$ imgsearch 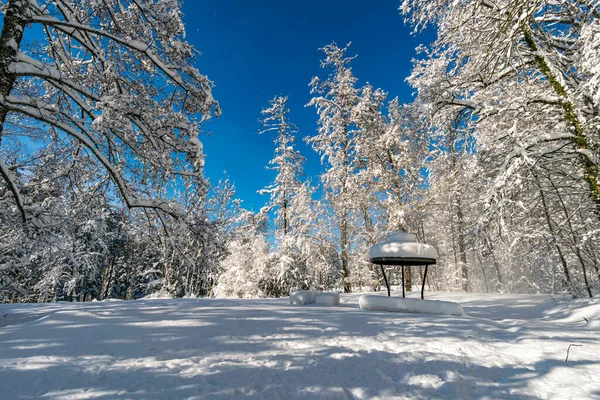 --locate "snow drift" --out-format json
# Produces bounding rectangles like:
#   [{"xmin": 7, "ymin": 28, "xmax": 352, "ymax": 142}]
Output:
[
  {"xmin": 359, "ymin": 294, "xmax": 464, "ymax": 316},
  {"xmin": 315, "ymin": 292, "xmax": 340, "ymax": 306},
  {"xmin": 289, "ymin": 290, "xmax": 340, "ymax": 306},
  {"xmin": 289, "ymin": 290, "xmax": 319, "ymax": 305}
]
